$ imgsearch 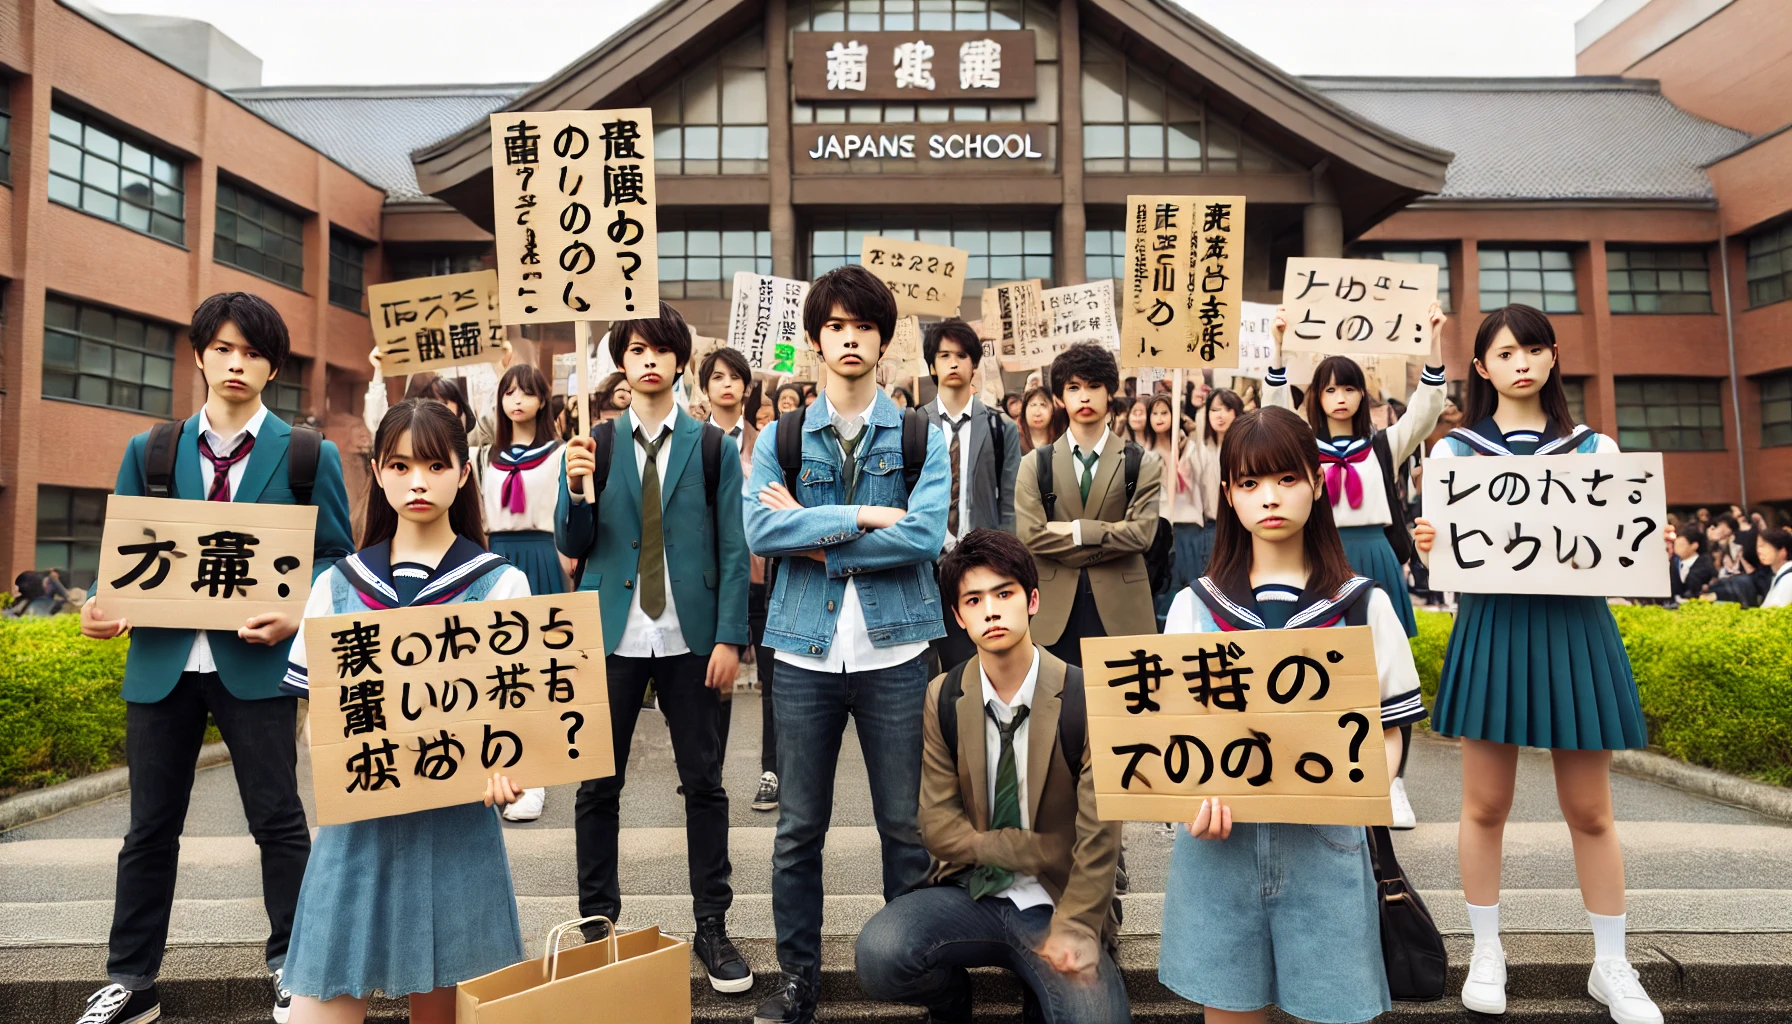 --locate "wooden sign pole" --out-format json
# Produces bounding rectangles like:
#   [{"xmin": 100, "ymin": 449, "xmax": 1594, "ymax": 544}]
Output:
[
  {"xmin": 1170, "ymin": 368, "xmax": 1185, "ymax": 504},
  {"xmin": 573, "ymin": 320, "xmax": 597, "ymax": 504}
]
